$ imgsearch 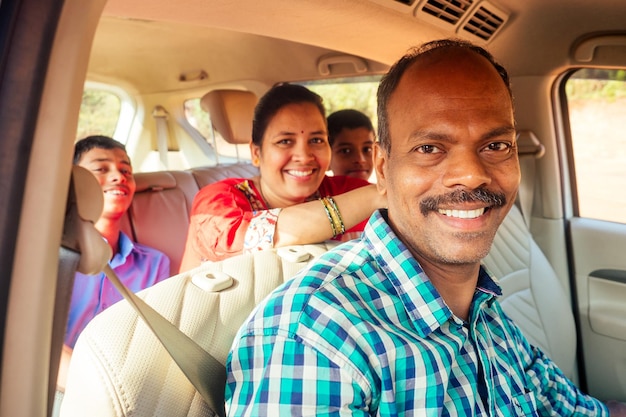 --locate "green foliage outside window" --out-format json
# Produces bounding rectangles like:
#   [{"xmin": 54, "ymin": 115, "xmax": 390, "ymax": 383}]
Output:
[
  {"xmin": 566, "ymin": 69, "xmax": 626, "ymax": 223},
  {"xmin": 184, "ymin": 99, "xmax": 212, "ymax": 139},
  {"xmin": 183, "ymin": 76, "xmax": 381, "ymax": 155},
  {"xmin": 76, "ymin": 89, "xmax": 121, "ymax": 140},
  {"xmin": 303, "ymin": 76, "xmax": 380, "ymax": 132}
]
